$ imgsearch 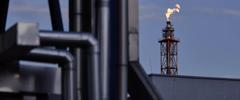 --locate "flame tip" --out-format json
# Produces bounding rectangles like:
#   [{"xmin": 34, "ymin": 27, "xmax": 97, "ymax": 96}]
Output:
[{"xmin": 165, "ymin": 3, "xmax": 181, "ymax": 21}]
